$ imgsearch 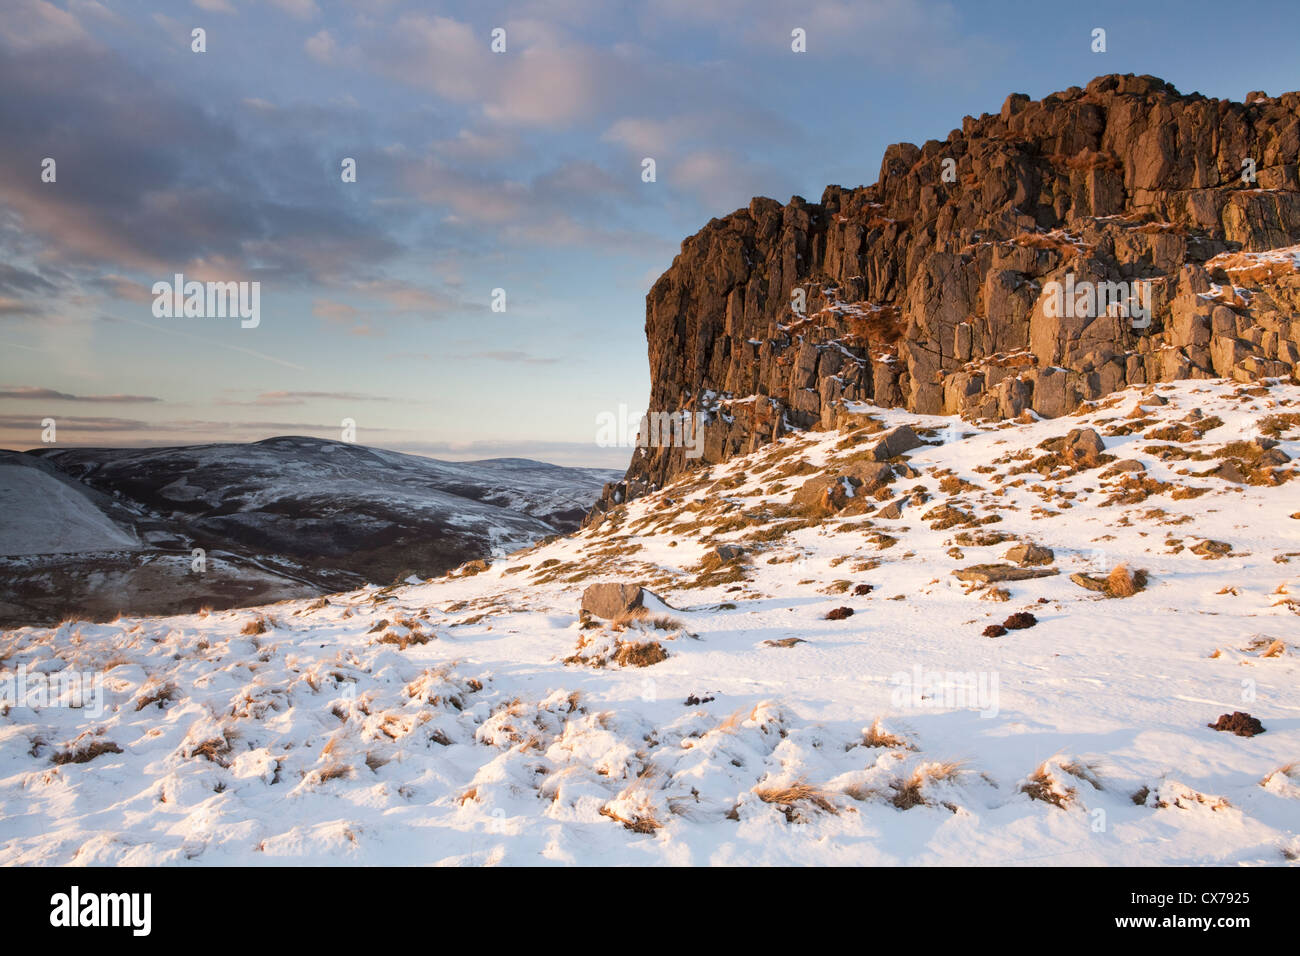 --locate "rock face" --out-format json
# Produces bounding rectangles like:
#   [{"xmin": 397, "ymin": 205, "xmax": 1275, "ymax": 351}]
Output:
[{"xmin": 589, "ymin": 75, "xmax": 1300, "ymax": 522}]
